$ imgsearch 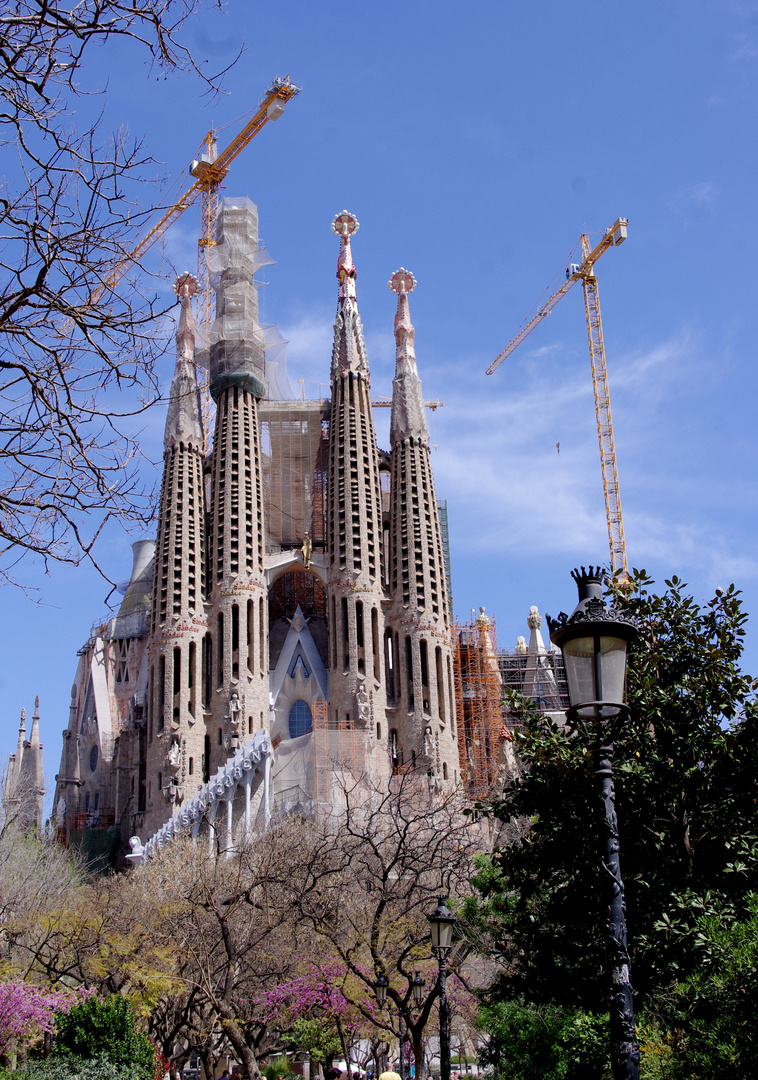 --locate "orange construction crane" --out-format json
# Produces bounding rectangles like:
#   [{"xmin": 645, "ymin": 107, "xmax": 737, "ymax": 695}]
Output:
[
  {"xmin": 100, "ymin": 75, "xmax": 301, "ymax": 449},
  {"xmin": 102, "ymin": 76, "xmax": 300, "ymax": 296},
  {"xmin": 487, "ymin": 217, "xmax": 629, "ymax": 579}
]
